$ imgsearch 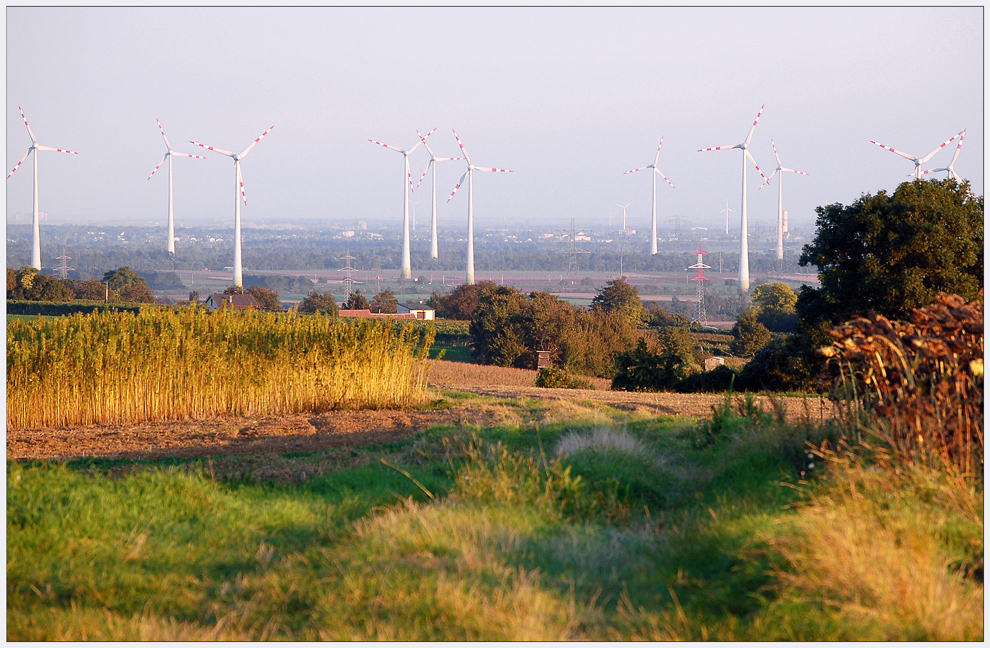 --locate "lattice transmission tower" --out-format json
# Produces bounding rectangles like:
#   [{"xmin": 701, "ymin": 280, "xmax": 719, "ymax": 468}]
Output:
[{"xmin": 687, "ymin": 243, "xmax": 711, "ymax": 325}]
